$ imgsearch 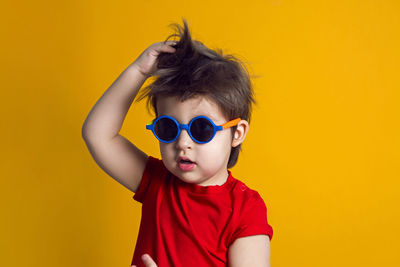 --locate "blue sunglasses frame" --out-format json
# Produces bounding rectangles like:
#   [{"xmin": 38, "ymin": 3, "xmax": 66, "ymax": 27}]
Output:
[{"xmin": 146, "ymin": 115, "xmax": 241, "ymax": 144}]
